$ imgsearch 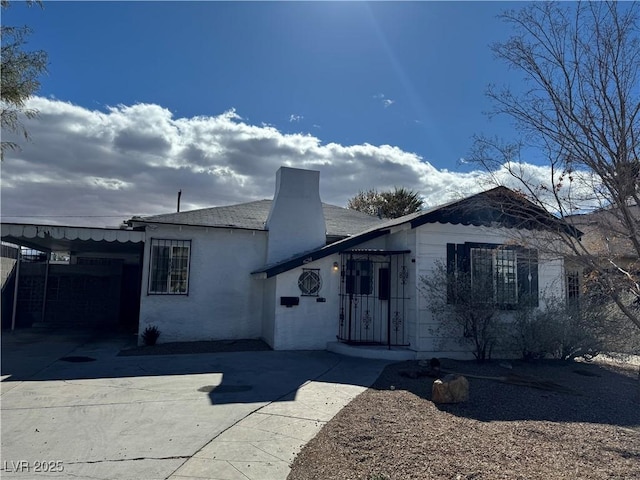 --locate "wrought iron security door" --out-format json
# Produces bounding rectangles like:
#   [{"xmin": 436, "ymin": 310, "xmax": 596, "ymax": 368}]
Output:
[{"xmin": 338, "ymin": 250, "xmax": 410, "ymax": 348}]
